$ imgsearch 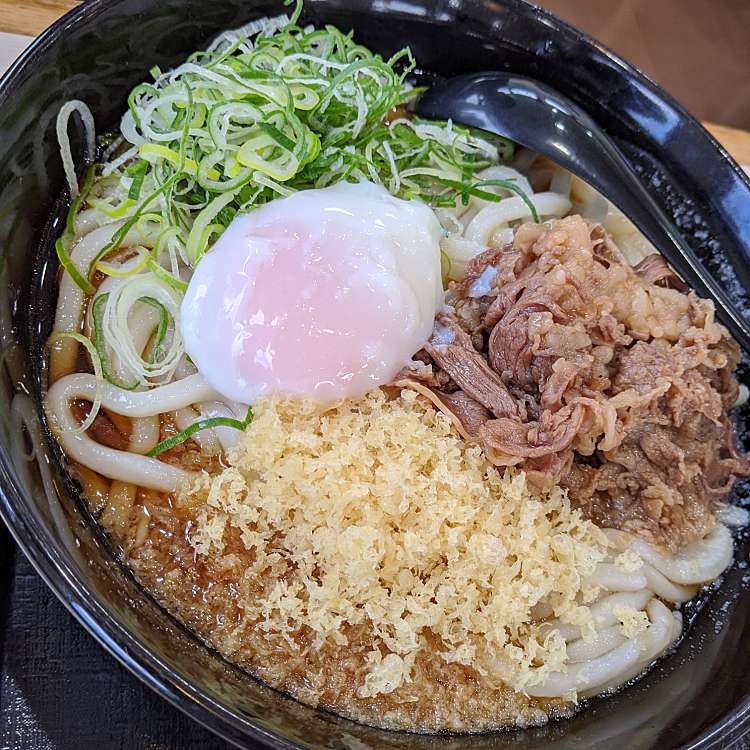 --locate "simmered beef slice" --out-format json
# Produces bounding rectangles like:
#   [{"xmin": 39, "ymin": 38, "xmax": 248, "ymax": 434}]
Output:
[
  {"xmin": 402, "ymin": 215, "xmax": 748, "ymax": 551},
  {"xmin": 633, "ymin": 253, "xmax": 688, "ymax": 291},
  {"xmin": 424, "ymin": 316, "xmax": 522, "ymax": 420},
  {"xmin": 569, "ymin": 416, "xmax": 746, "ymax": 550},
  {"xmin": 436, "ymin": 391, "xmax": 491, "ymax": 438}
]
